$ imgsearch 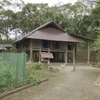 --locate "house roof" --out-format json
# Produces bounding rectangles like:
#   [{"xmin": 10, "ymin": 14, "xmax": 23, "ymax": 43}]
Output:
[
  {"xmin": 14, "ymin": 21, "xmax": 93, "ymax": 43},
  {"xmin": 0, "ymin": 44, "xmax": 12, "ymax": 51},
  {"xmin": 0, "ymin": 44, "xmax": 13, "ymax": 48},
  {"xmin": 69, "ymin": 33, "xmax": 94, "ymax": 42},
  {"xmin": 27, "ymin": 27, "xmax": 84, "ymax": 42}
]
